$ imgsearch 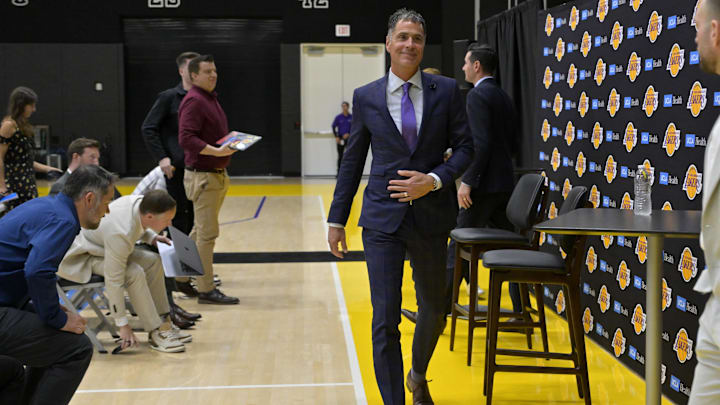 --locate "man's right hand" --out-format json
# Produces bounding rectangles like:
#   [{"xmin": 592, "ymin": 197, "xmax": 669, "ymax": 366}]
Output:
[
  {"xmin": 60, "ymin": 311, "xmax": 88, "ymax": 335},
  {"xmin": 159, "ymin": 157, "xmax": 175, "ymax": 179},
  {"xmin": 328, "ymin": 226, "xmax": 348, "ymax": 259},
  {"xmin": 117, "ymin": 325, "xmax": 138, "ymax": 350},
  {"xmin": 215, "ymin": 143, "xmax": 237, "ymax": 157}
]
